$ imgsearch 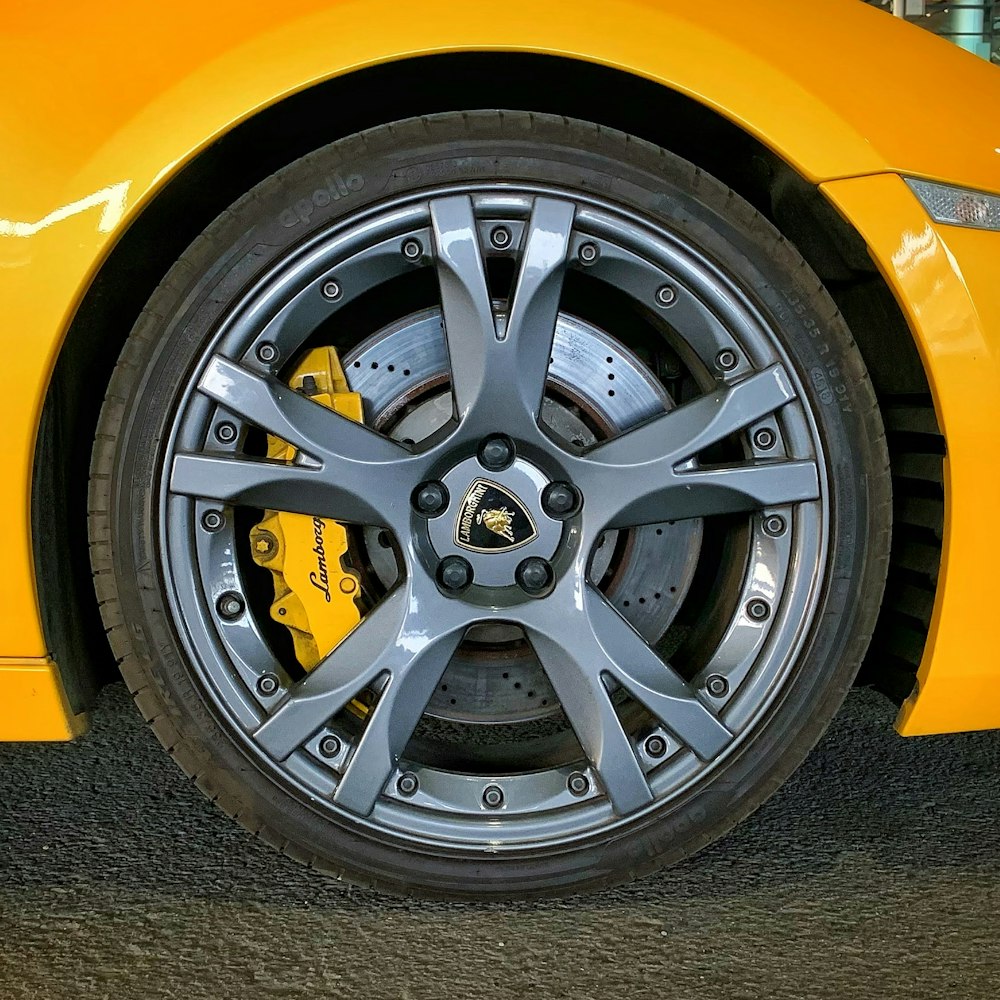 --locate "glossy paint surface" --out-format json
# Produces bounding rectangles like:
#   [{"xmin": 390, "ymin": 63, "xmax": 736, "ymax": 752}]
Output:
[
  {"xmin": 1, "ymin": 0, "xmax": 998, "ymax": 735},
  {"xmin": 823, "ymin": 174, "xmax": 1000, "ymax": 735}
]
